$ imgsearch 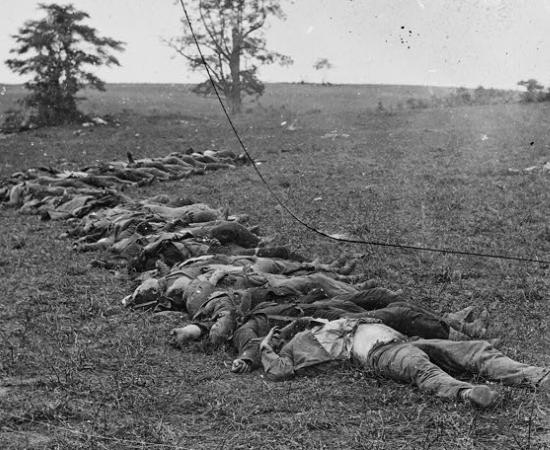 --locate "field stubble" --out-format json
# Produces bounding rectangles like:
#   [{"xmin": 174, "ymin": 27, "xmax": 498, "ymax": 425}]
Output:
[{"xmin": 0, "ymin": 84, "xmax": 549, "ymax": 449}]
